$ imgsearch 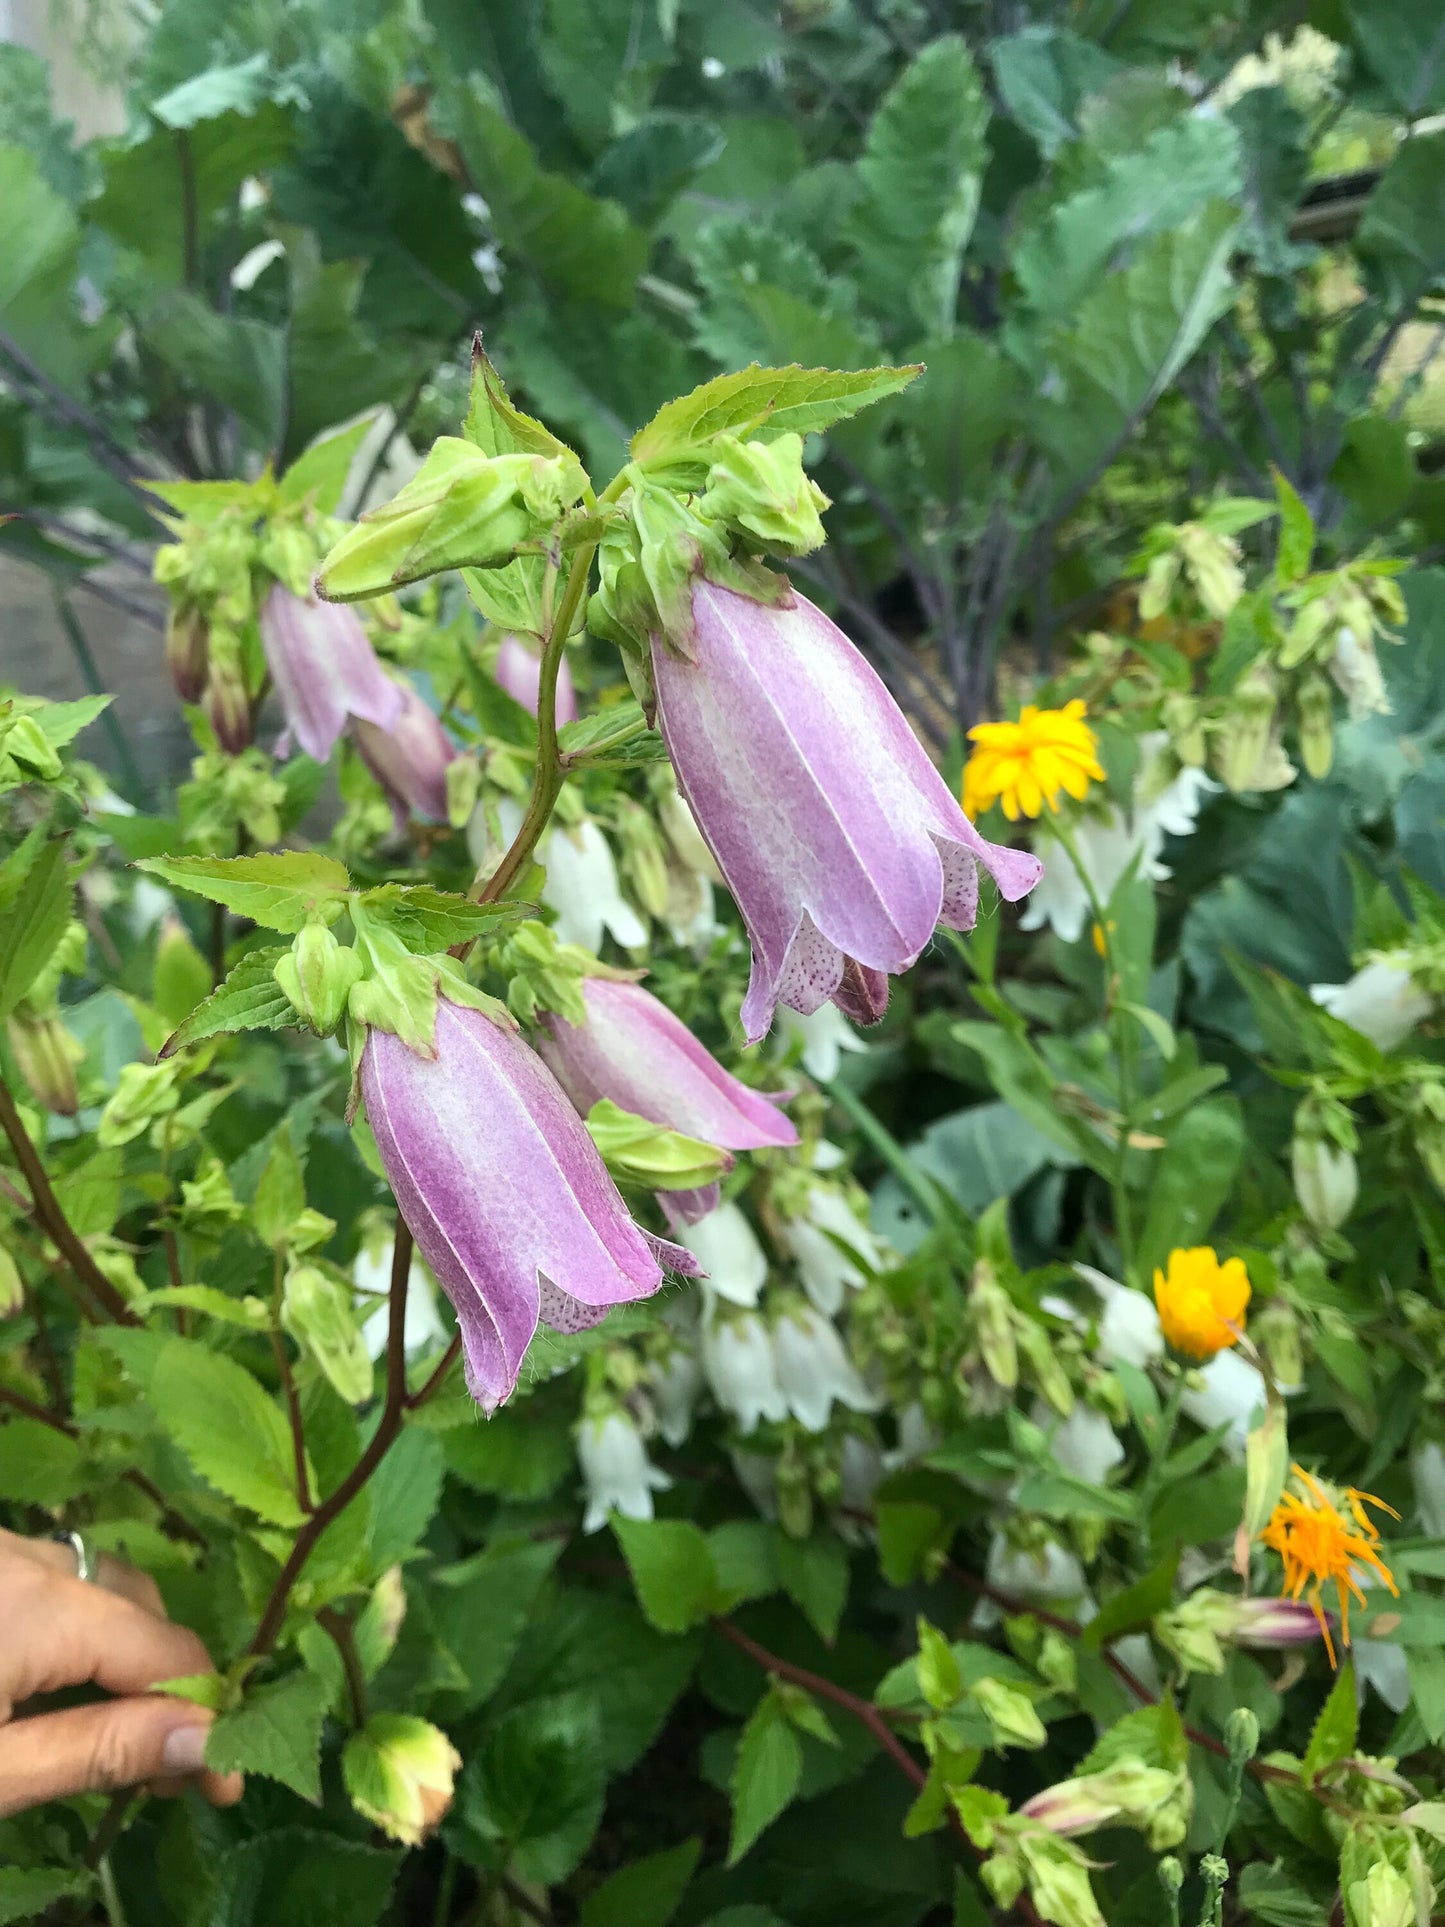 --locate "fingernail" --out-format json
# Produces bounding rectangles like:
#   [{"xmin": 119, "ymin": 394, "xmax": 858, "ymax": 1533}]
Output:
[{"xmin": 161, "ymin": 1726, "xmax": 210, "ymax": 1775}]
